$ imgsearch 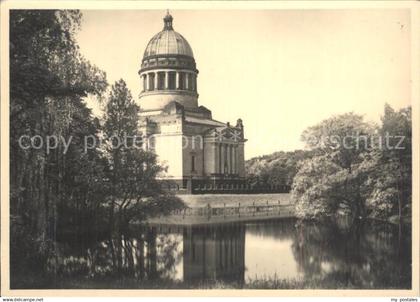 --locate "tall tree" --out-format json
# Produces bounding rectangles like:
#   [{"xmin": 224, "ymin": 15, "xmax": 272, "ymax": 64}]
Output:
[
  {"xmin": 292, "ymin": 113, "xmax": 375, "ymax": 220},
  {"xmin": 362, "ymin": 104, "xmax": 412, "ymax": 219},
  {"xmin": 10, "ymin": 10, "xmax": 107, "ymax": 244},
  {"xmin": 102, "ymin": 80, "xmax": 183, "ymax": 229},
  {"xmin": 292, "ymin": 106, "xmax": 412, "ymax": 222}
]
